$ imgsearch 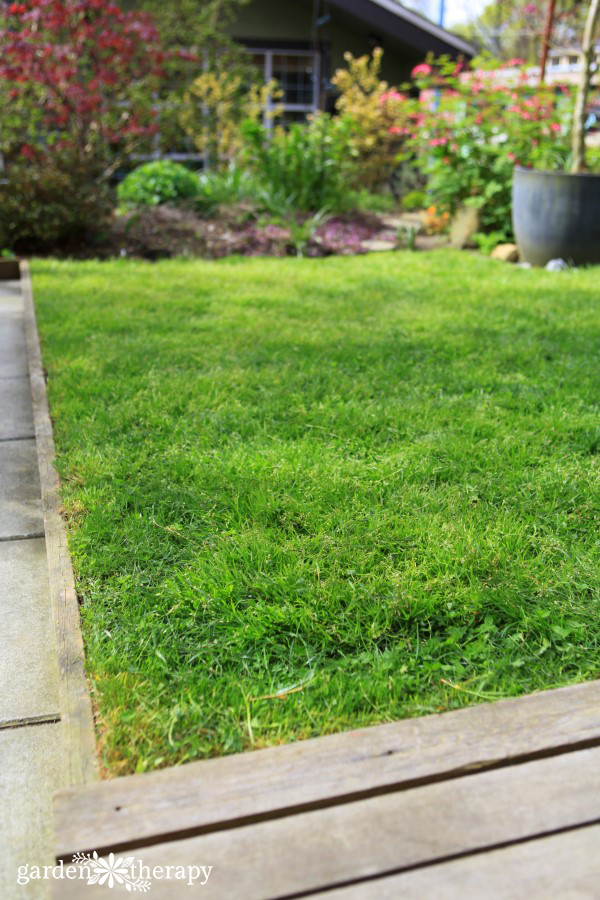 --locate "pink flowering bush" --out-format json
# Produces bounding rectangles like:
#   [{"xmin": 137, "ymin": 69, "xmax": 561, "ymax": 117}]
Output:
[{"xmin": 402, "ymin": 57, "xmax": 574, "ymax": 237}]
